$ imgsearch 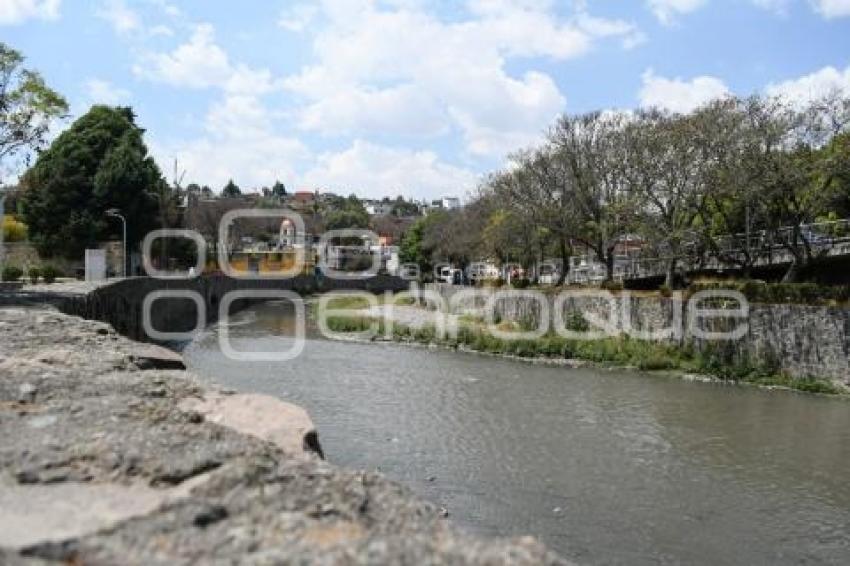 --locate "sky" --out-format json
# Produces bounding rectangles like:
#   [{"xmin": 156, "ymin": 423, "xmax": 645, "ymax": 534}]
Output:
[{"xmin": 2, "ymin": 0, "xmax": 850, "ymax": 200}]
